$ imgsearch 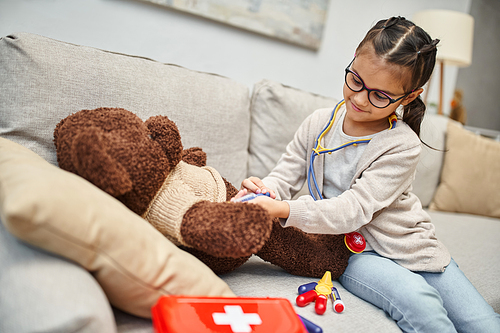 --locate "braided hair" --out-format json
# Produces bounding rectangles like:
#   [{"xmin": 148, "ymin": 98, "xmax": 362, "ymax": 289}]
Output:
[{"xmin": 356, "ymin": 16, "xmax": 439, "ymax": 137}]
